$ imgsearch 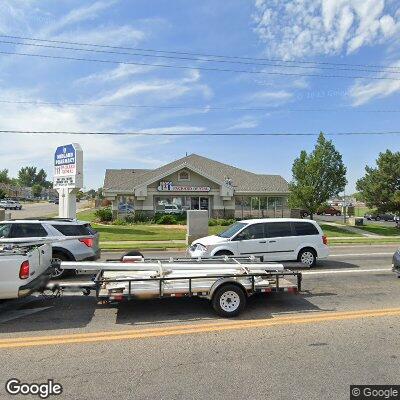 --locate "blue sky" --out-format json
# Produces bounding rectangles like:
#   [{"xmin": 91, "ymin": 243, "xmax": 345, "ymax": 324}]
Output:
[{"xmin": 0, "ymin": 0, "xmax": 399, "ymax": 192}]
